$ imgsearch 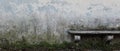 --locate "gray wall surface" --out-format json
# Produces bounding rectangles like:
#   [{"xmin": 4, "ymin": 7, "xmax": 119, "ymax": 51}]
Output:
[{"xmin": 0, "ymin": 0, "xmax": 120, "ymax": 43}]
